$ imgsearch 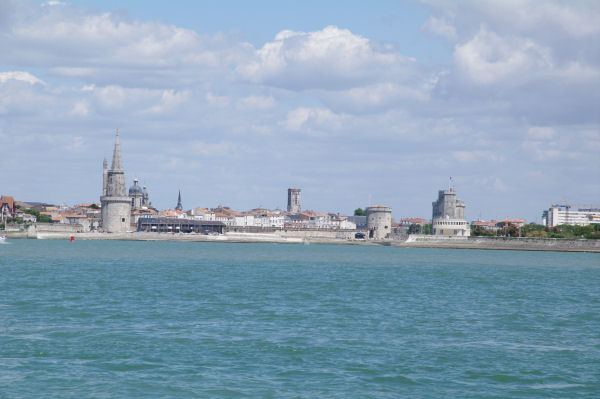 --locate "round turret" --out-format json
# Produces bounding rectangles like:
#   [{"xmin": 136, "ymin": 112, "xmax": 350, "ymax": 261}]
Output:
[{"xmin": 366, "ymin": 205, "xmax": 392, "ymax": 239}]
